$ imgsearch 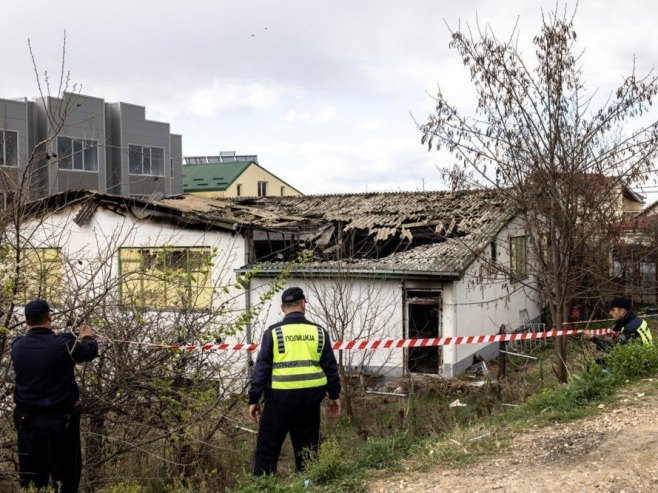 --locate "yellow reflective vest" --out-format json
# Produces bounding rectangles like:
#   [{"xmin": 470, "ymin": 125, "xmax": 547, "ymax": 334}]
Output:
[
  {"xmin": 271, "ymin": 323, "xmax": 328, "ymax": 390},
  {"xmin": 622, "ymin": 319, "xmax": 654, "ymax": 348}
]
